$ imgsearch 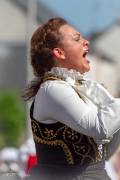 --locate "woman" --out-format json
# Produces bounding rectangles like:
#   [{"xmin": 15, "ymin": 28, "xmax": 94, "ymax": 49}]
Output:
[{"xmin": 23, "ymin": 17, "xmax": 120, "ymax": 180}]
